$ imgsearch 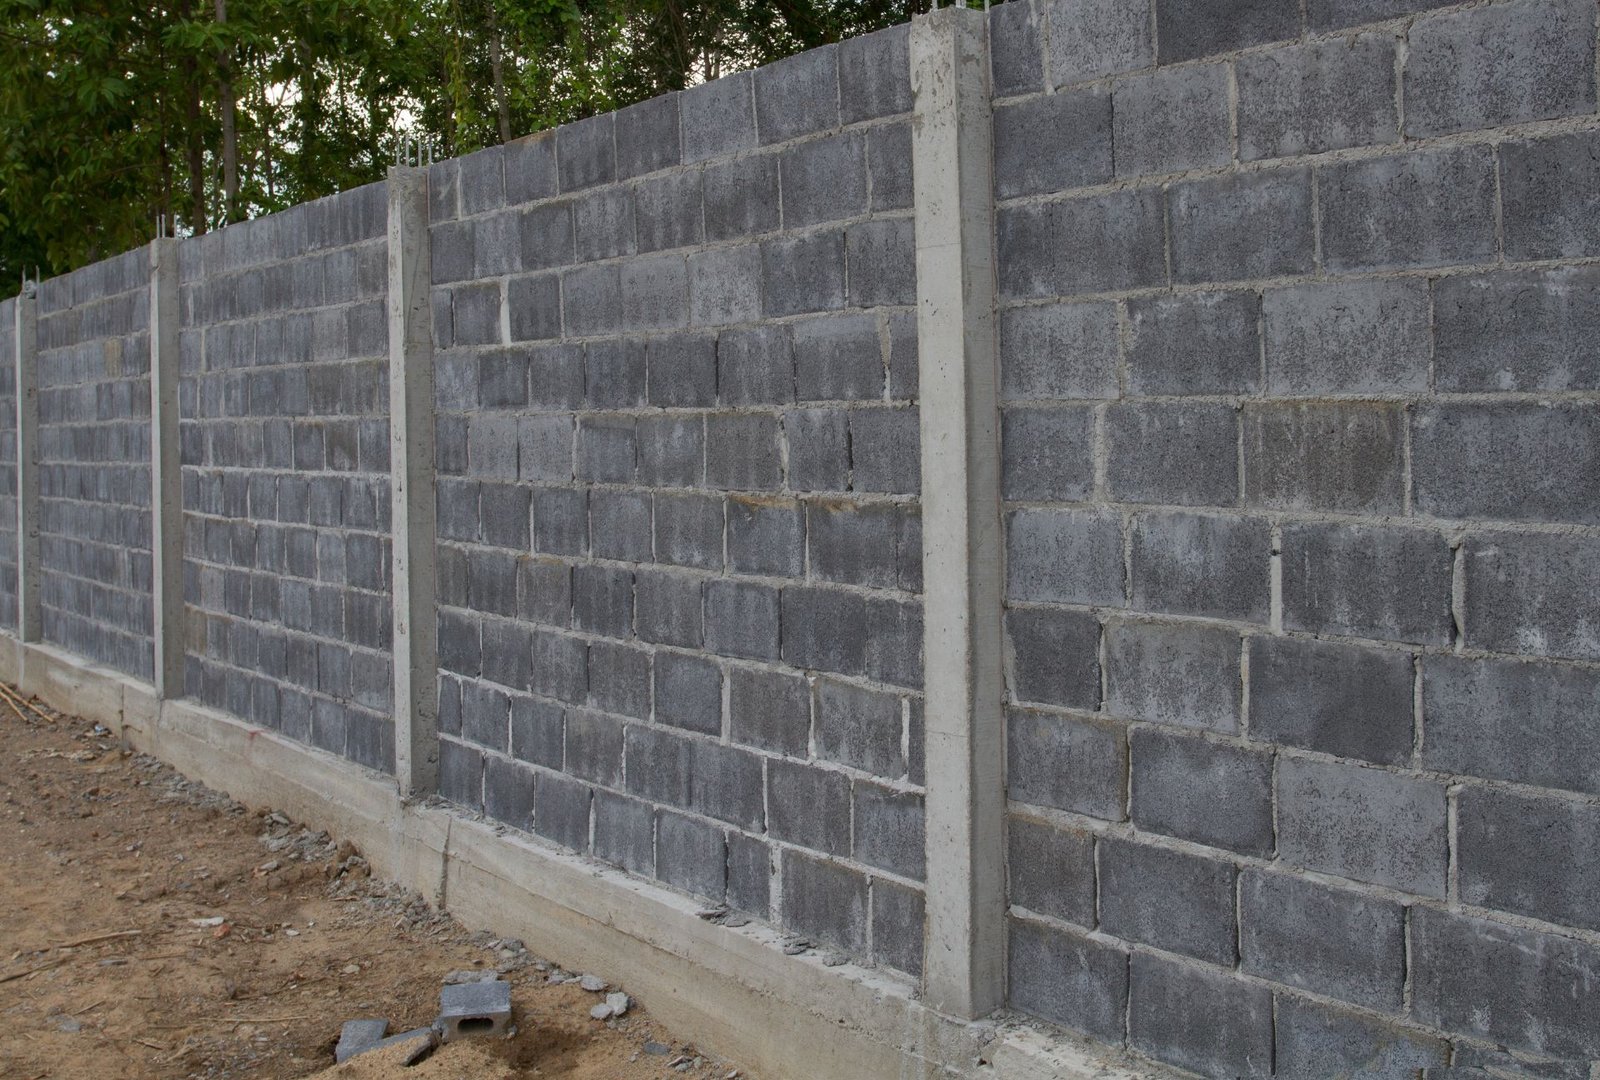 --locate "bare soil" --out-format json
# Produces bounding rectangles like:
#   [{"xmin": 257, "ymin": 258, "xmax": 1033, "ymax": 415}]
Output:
[{"xmin": 0, "ymin": 690, "xmax": 750, "ymax": 1080}]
